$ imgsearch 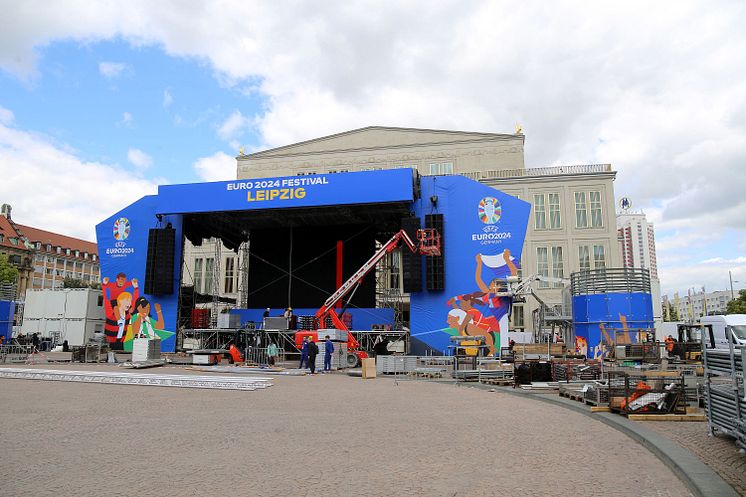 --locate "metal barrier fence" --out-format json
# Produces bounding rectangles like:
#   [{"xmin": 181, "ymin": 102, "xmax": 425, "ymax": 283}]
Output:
[
  {"xmin": 243, "ymin": 346, "xmax": 286, "ymax": 366},
  {"xmin": 0, "ymin": 344, "xmax": 33, "ymax": 364}
]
